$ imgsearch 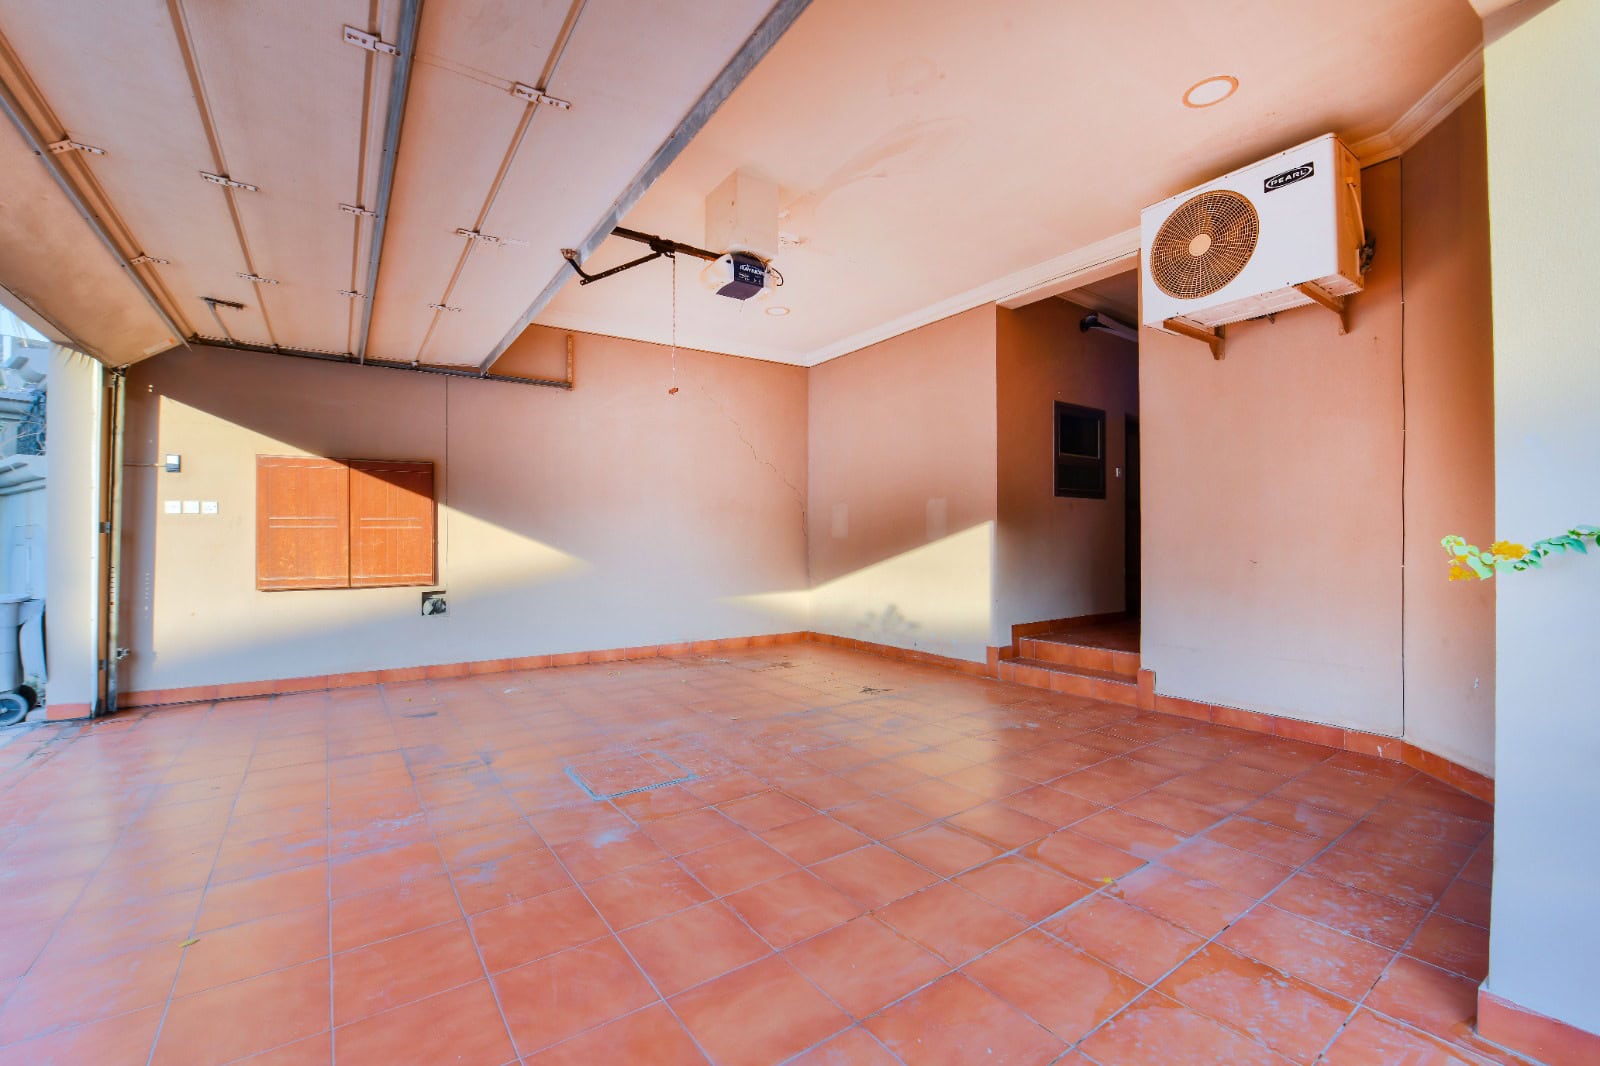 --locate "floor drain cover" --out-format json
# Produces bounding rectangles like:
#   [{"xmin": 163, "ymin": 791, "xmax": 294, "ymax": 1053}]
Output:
[{"xmin": 565, "ymin": 751, "xmax": 695, "ymax": 800}]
